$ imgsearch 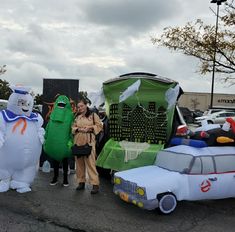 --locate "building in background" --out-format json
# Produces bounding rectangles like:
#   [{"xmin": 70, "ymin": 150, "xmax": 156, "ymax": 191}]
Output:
[{"xmin": 178, "ymin": 92, "xmax": 235, "ymax": 111}]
